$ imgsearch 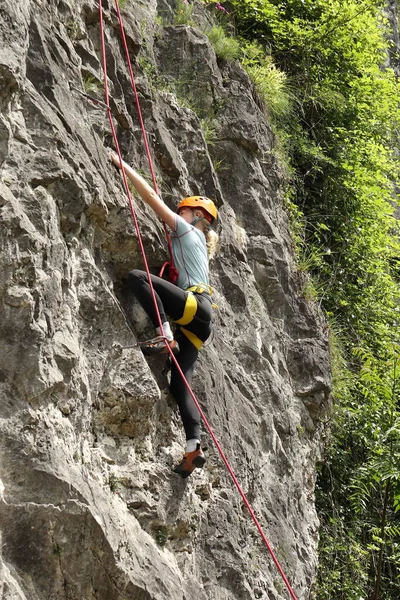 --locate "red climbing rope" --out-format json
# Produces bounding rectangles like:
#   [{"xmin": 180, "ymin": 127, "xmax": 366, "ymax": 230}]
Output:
[{"xmin": 98, "ymin": 2, "xmax": 299, "ymax": 599}]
